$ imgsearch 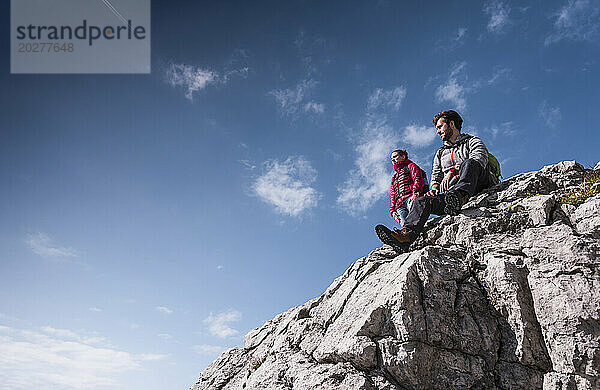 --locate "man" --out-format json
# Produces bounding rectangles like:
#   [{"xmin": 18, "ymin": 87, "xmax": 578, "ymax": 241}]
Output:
[
  {"xmin": 389, "ymin": 149, "xmax": 426, "ymax": 227},
  {"xmin": 376, "ymin": 110, "xmax": 497, "ymax": 253}
]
